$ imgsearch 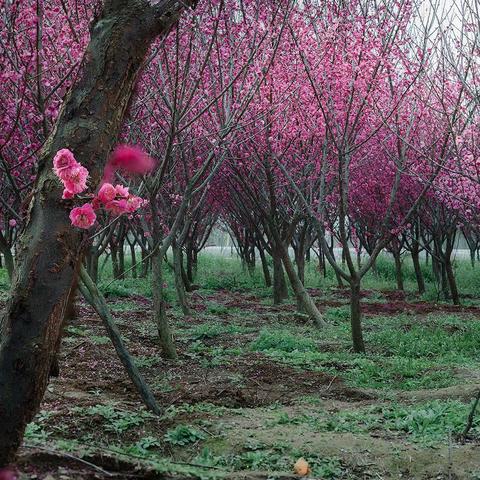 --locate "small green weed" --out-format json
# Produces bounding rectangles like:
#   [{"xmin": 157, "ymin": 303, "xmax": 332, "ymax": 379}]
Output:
[
  {"xmin": 90, "ymin": 335, "xmax": 110, "ymax": 345},
  {"xmin": 164, "ymin": 424, "xmax": 206, "ymax": 446},
  {"xmin": 65, "ymin": 325, "xmax": 88, "ymax": 336},
  {"xmin": 135, "ymin": 356, "xmax": 160, "ymax": 368},
  {"xmin": 250, "ymin": 329, "xmax": 317, "ymax": 353},
  {"xmin": 75, "ymin": 404, "xmax": 153, "ymax": 434},
  {"xmin": 206, "ymin": 302, "xmax": 230, "ymax": 315}
]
